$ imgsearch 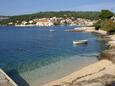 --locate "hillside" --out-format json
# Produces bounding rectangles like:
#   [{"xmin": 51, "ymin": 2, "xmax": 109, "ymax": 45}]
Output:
[{"xmin": 0, "ymin": 11, "xmax": 100, "ymax": 25}]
